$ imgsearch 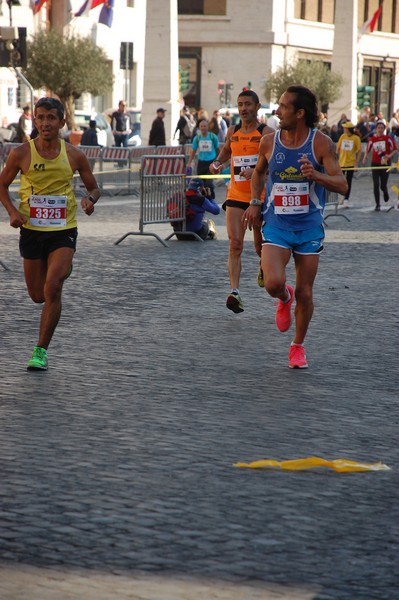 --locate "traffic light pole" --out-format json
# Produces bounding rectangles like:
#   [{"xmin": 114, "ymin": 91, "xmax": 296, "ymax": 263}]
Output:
[{"xmin": 14, "ymin": 68, "xmax": 34, "ymax": 116}]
